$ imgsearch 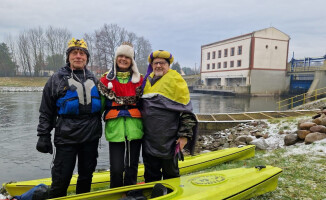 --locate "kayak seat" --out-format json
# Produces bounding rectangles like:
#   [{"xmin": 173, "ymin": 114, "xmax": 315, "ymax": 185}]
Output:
[{"xmin": 151, "ymin": 183, "xmax": 168, "ymax": 198}]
